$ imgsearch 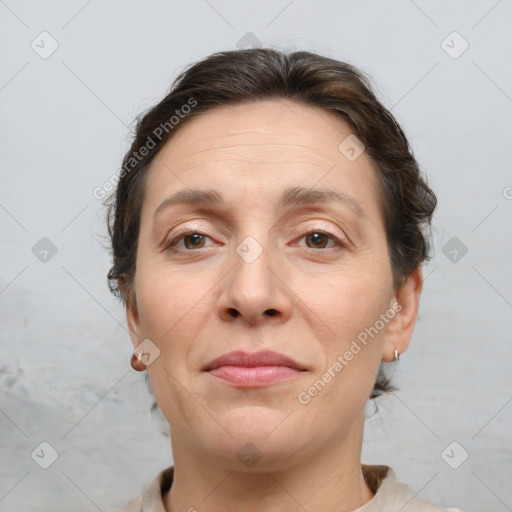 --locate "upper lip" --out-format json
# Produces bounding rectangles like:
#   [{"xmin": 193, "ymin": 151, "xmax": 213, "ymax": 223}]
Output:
[{"xmin": 203, "ymin": 350, "xmax": 306, "ymax": 371}]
